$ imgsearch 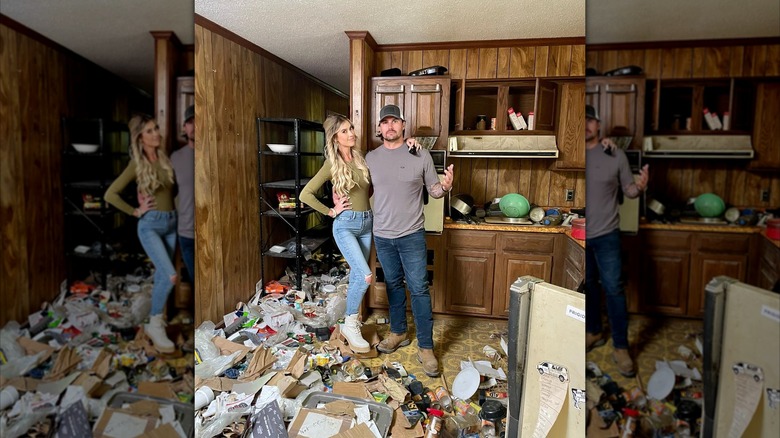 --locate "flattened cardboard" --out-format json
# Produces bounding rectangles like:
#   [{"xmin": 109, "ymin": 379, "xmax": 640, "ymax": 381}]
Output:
[
  {"xmin": 586, "ymin": 407, "xmax": 620, "ymax": 437},
  {"xmin": 211, "ymin": 336, "xmax": 252, "ymax": 364},
  {"xmin": 138, "ymin": 423, "xmax": 179, "ymax": 438},
  {"xmin": 16, "ymin": 336, "xmax": 55, "ymax": 365},
  {"xmin": 46, "ymin": 347, "xmax": 81, "ymax": 380},
  {"xmin": 330, "ymin": 324, "xmax": 381, "ymax": 359},
  {"xmin": 5, "ymin": 376, "xmax": 38, "ymax": 392},
  {"xmin": 93, "ymin": 408, "xmax": 157, "ymax": 438},
  {"xmin": 90, "ymin": 349, "xmax": 113, "ymax": 379},
  {"xmin": 73, "ymin": 373, "xmax": 103, "ymax": 396},
  {"xmin": 240, "ymin": 347, "xmax": 277, "ymax": 381},
  {"xmin": 331, "ymin": 422, "xmax": 375, "ymax": 438},
  {"xmin": 195, "ymin": 376, "xmax": 236, "ymax": 392},
  {"xmin": 284, "ymin": 347, "xmax": 308, "ymax": 379},
  {"xmin": 323, "ymin": 400, "xmax": 357, "ymax": 417},
  {"xmin": 390, "ymin": 406, "xmax": 424, "ymax": 438},
  {"xmin": 332, "ymin": 382, "xmax": 372, "ymax": 400},
  {"xmin": 287, "ymin": 408, "xmax": 352, "ymax": 438},
  {"xmin": 138, "ymin": 381, "xmax": 177, "ymax": 400}
]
